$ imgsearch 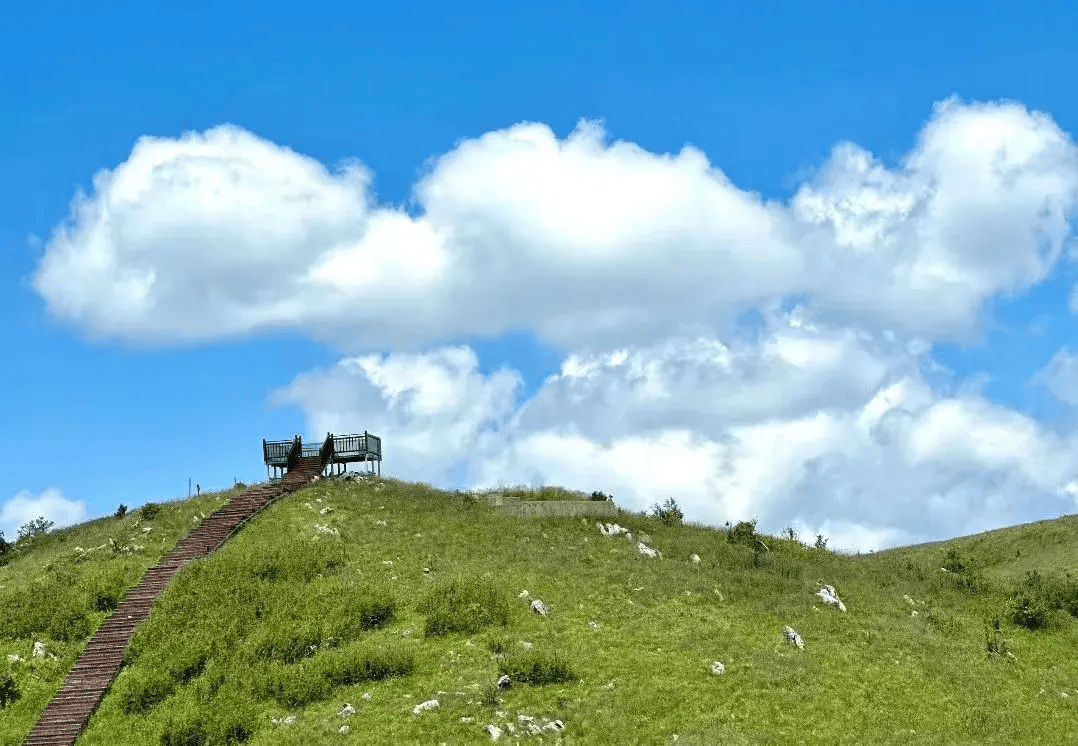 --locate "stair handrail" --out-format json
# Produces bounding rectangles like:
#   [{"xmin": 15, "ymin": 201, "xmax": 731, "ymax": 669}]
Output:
[
  {"xmin": 286, "ymin": 434, "xmax": 301, "ymax": 471},
  {"xmin": 319, "ymin": 431, "xmax": 335, "ymax": 466}
]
